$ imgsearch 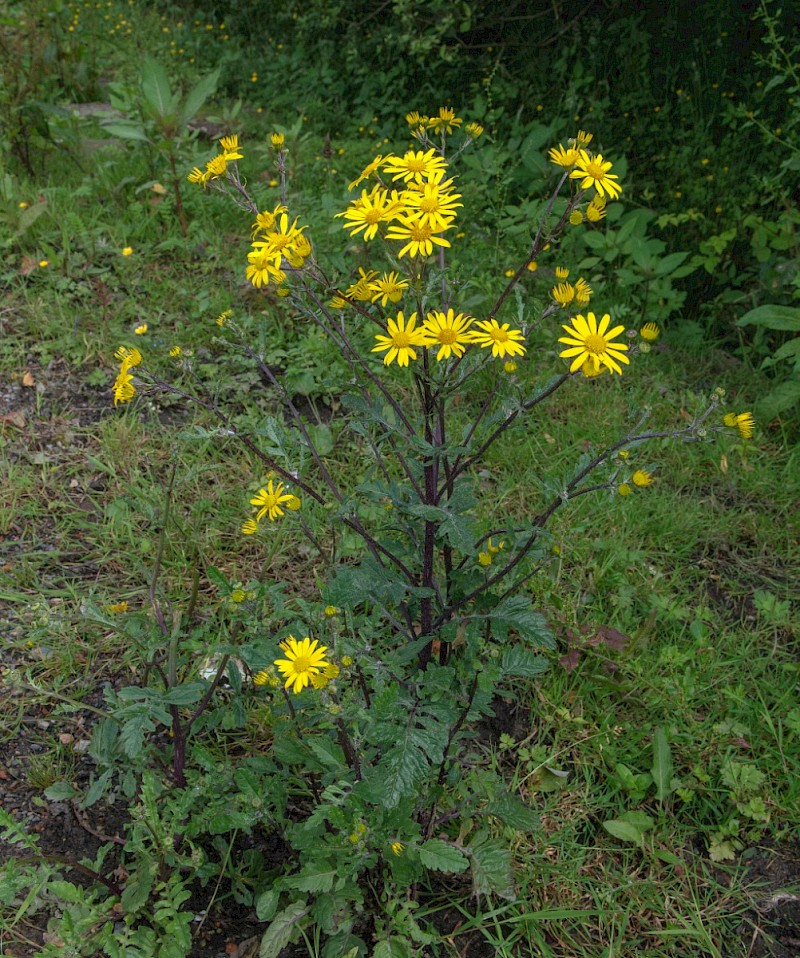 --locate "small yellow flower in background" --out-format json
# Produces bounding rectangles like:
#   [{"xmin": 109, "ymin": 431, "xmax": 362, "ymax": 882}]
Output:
[
  {"xmin": 134, "ymin": 324, "xmax": 147, "ymax": 335},
  {"xmin": 504, "ymin": 360, "xmax": 518, "ymax": 373},
  {"xmin": 548, "ymin": 144, "xmax": 579, "ymax": 168},
  {"xmin": 106, "ymin": 601, "xmax": 128, "ymax": 613},
  {"xmin": 324, "ymin": 605, "xmax": 339, "ymax": 617},
  {"xmin": 250, "ymin": 480, "xmax": 299, "ymax": 522},
  {"xmin": 575, "ymin": 130, "xmax": 593, "ymax": 147},
  {"xmin": 618, "ymin": 483, "xmax": 632, "ymax": 496},
  {"xmin": 552, "ymin": 282, "xmax": 576, "ymax": 308},
  {"xmin": 640, "ymin": 322, "xmax": 660, "ymax": 341},
  {"xmin": 310, "ymin": 662, "xmax": 340, "ymax": 689},
  {"xmin": 38, "ymin": 259, "xmax": 49, "ymax": 268},
  {"xmin": 570, "ymin": 210, "xmax": 584, "ymax": 225},
  {"xmin": 527, "ymin": 260, "xmax": 538, "ymax": 272},
  {"xmin": 253, "ymin": 670, "xmax": 269, "ymax": 686},
  {"xmin": 421, "ymin": 308, "xmax": 475, "ymax": 361},
  {"xmin": 115, "ymin": 346, "xmax": 142, "ymax": 367},
  {"xmin": 617, "ymin": 449, "xmax": 630, "ymax": 459},
  {"xmin": 270, "ymin": 132, "xmax": 285, "ymax": 149},
  {"xmin": 471, "ymin": 319, "xmax": 526, "ymax": 359},
  {"xmin": 632, "ymin": 469, "xmax": 654, "ymax": 487},
  {"xmin": 348, "ymin": 154, "xmax": 385, "ymax": 191},
  {"xmin": 219, "ymin": 134, "xmax": 243, "ymax": 160},
  {"xmin": 169, "ymin": 346, "xmax": 182, "ymax": 358},
  {"xmin": 555, "ymin": 266, "xmax": 570, "ymax": 280},
  {"xmin": 372, "ymin": 311, "xmax": 427, "ymax": 367},
  {"xmin": 390, "ymin": 842, "xmax": 405, "ymax": 856},
  {"xmin": 559, "ymin": 312, "xmax": 629, "ymax": 375},
  {"xmin": 274, "ymin": 636, "xmax": 332, "ymax": 694},
  {"xmin": 574, "ymin": 277, "xmax": 592, "ymax": 306},
  {"xmin": 478, "ymin": 551, "xmax": 492, "ymax": 567},
  {"xmin": 241, "ymin": 518, "xmax": 259, "ymax": 535},
  {"xmin": 569, "ymin": 150, "xmax": 622, "ymax": 199},
  {"xmin": 479, "ymin": 537, "xmax": 505, "ymax": 566},
  {"xmin": 586, "ymin": 200, "xmax": 607, "ymax": 222},
  {"xmin": 216, "ymin": 309, "xmax": 233, "ymax": 327},
  {"xmin": 428, "ymin": 106, "xmax": 462, "ymax": 135},
  {"xmin": 18, "ymin": 201, "xmax": 29, "ymax": 209},
  {"xmin": 723, "ymin": 411, "xmax": 755, "ymax": 439},
  {"xmin": 230, "ymin": 588, "xmax": 246, "ymax": 603},
  {"xmin": 369, "ymin": 271, "xmax": 409, "ymax": 307},
  {"xmin": 341, "ymin": 655, "xmax": 353, "ymax": 667},
  {"xmin": 466, "ymin": 121, "xmax": 484, "ymax": 138},
  {"xmin": 406, "ymin": 111, "xmax": 427, "ymax": 128},
  {"xmin": 504, "ymin": 269, "xmax": 515, "ymax": 277},
  {"xmin": 122, "ymin": 246, "xmax": 133, "ymax": 256}
]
